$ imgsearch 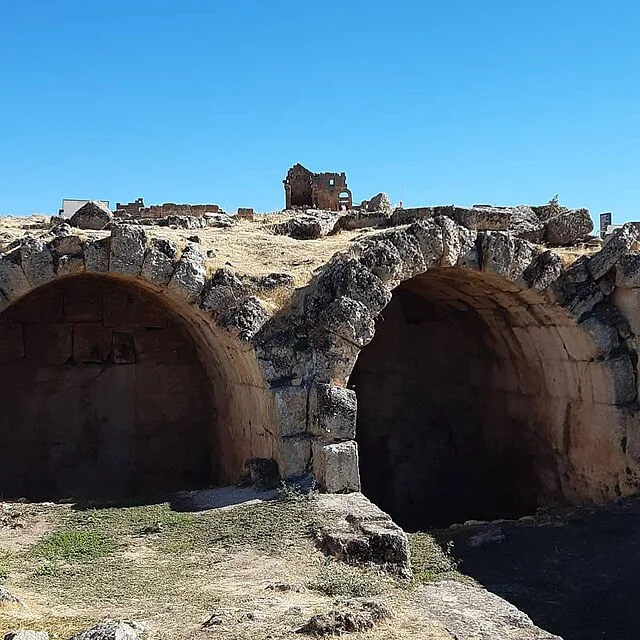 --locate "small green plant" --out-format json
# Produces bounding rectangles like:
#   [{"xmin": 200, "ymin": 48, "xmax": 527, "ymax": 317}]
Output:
[
  {"xmin": 409, "ymin": 533, "xmax": 461, "ymax": 583},
  {"xmin": 30, "ymin": 529, "xmax": 116, "ymax": 563},
  {"xmin": 308, "ymin": 562, "xmax": 383, "ymax": 597}
]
